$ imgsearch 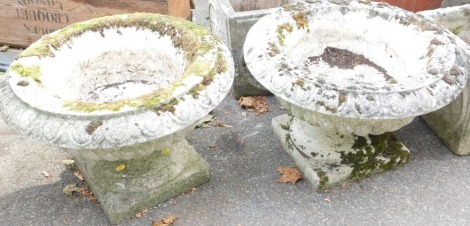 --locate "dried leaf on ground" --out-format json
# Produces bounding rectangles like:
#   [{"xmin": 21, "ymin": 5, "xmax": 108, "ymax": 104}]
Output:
[
  {"xmin": 275, "ymin": 166, "xmax": 302, "ymax": 184},
  {"xmin": 0, "ymin": 45, "xmax": 9, "ymax": 52},
  {"xmin": 238, "ymin": 96, "xmax": 256, "ymax": 108},
  {"xmin": 115, "ymin": 164, "xmax": 126, "ymax": 172},
  {"xmin": 196, "ymin": 114, "xmax": 214, "ymax": 128},
  {"xmin": 80, "ymin": 185, "xmax": 97, "ymax": 203},
  {"xmin": 253, "ymin": 96, "xmax": 269, "ymax": 115},
  {"xmin": 238, "ymin": 96, "xmax": 269, "ymax": 115},
  {"xmin": 134, "ymin": 209, "xmax": 148, "ymax": 218},
  {"xmin": 215, "ymin": 121, "xmax": 232, "ymax": 128},
  {"xmin": 73, "ymin": 169, "xmax": 84, "ymax": 181},
  {"xmin": 183, "ymin": 187, "xmax": 197, "ymax": 195},
  {"xmin": 63, "ymin": 184, "xmax": 81, "ymax": 196},
  {"xmin": 152, "ymin": 215, "xmax": 177, "ymax": 226}
]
